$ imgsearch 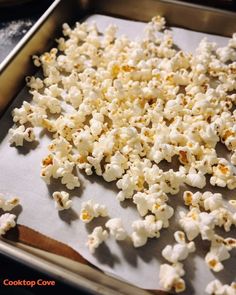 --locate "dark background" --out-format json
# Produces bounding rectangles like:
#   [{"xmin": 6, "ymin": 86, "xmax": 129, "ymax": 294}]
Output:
[{"xmin": 0, "ymin": 252, "xmax": 92, "ymax": 295}]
